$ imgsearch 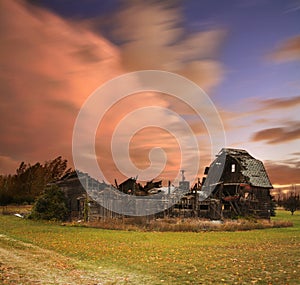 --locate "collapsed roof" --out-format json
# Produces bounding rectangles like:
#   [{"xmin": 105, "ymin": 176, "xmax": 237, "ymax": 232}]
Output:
[{"xmin": 204, "ymin": 148, "xmax": 273, "ymax": 189}]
